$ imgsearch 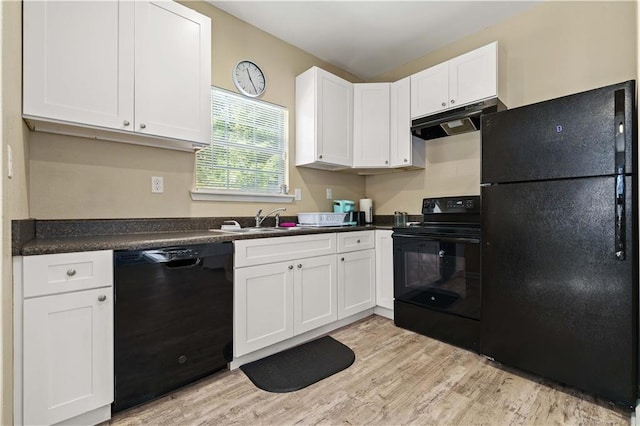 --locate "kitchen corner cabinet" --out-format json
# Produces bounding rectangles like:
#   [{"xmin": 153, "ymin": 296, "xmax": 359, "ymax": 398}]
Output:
[
  {"xmin": 411, "ymin": 41, "xmax": 498, "ymax": 119},
  {"xmin": 295, "ymin": 66, "xmax": 353, "ymax": 170},
  {"xmin": 337, "ymin": 232, "xmax": 376, "ymax": 319},
  {"xmin": 375, "ymin": 230, "xmax": 394, "ymax": 314},
  {"xmin": 23, "ymin": 1, "xmax": 211, "ymax": 151},
  {"xmin": 14, "ymin": 250, "xmax": 114, "ymax": 426},
  {"xmin": 390, "ymin": 77, "xmax": 425, "ymax": 169},
  {"xmin": 353, "ymin": 83, "xmax": 390, "ymax": 168},
  {"xmin": 234, "ymin": 234, "xmax": 338, "ymax": 357}
]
